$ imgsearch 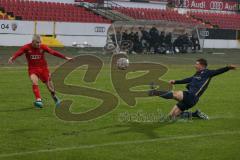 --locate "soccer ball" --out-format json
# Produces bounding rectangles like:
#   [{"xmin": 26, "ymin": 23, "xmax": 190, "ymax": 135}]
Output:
[{"xmin": 117, "ymin": 58, "xmax": 129, "ymax": 70}]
